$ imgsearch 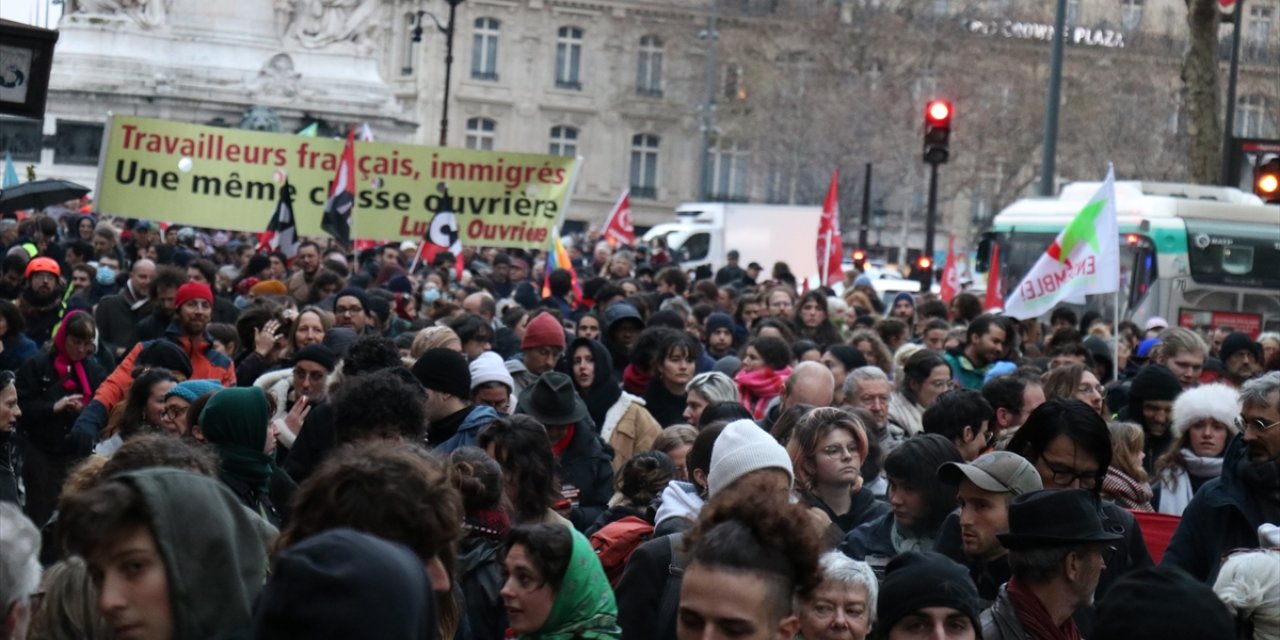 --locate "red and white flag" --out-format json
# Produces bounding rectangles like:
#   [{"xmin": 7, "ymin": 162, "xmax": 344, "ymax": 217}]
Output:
[
  {"xmin": 320, "ymin": 129, "xmax": 356, "ymax": 247},
  {"xmin": 602, "ymin": 190, "xmax": 634, "ymax": 248},
  {"xmin": 419, "ymin": 185, "xmax": 465, "ymax": 281},
  {"xmin": 939, "ymin": 235, "xmax": 960, "ymax": 303},
  {"xmin": 816, "ymin": 170, "xmax": 844, "ymax": 287},
  {"xmin": 984, "ymin": 243, "xmax": 1004, "ymax": 312}
]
